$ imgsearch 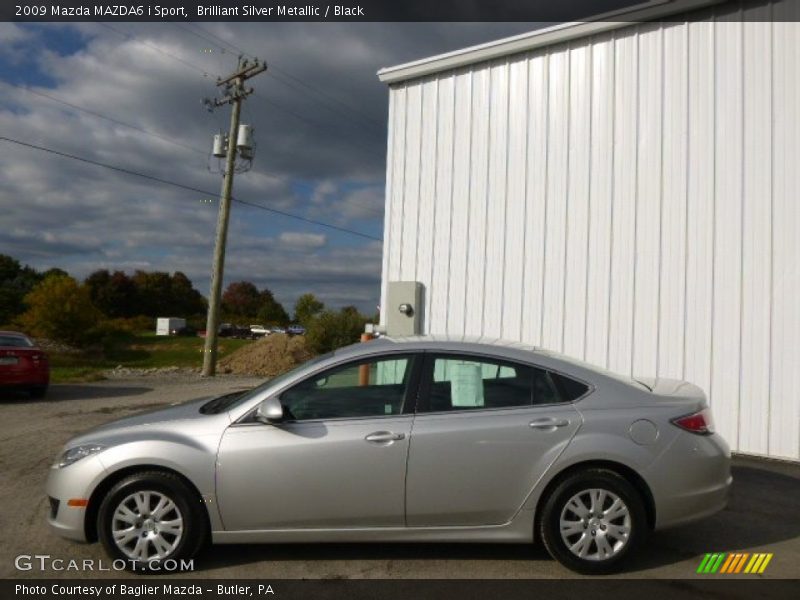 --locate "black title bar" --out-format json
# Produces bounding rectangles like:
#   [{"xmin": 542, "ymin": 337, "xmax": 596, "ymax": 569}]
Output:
[{"xmin": 3, "ymin": 0, "xmax": 758, "ymax": 23}]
